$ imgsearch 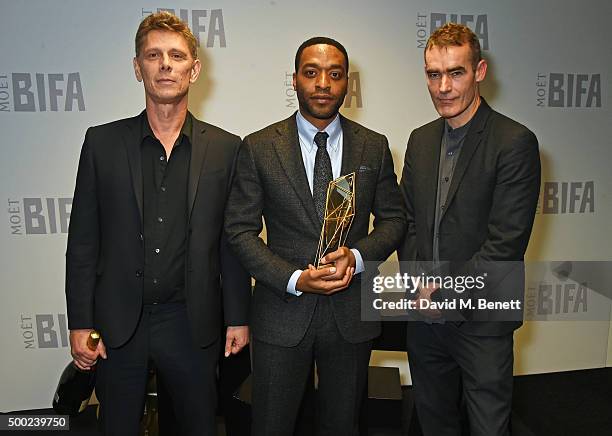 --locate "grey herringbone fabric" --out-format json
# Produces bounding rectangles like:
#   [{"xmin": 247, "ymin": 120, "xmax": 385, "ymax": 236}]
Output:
[{"xmin": 225, "ymin": 113, "xmax": 406, "ymax": 347}]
